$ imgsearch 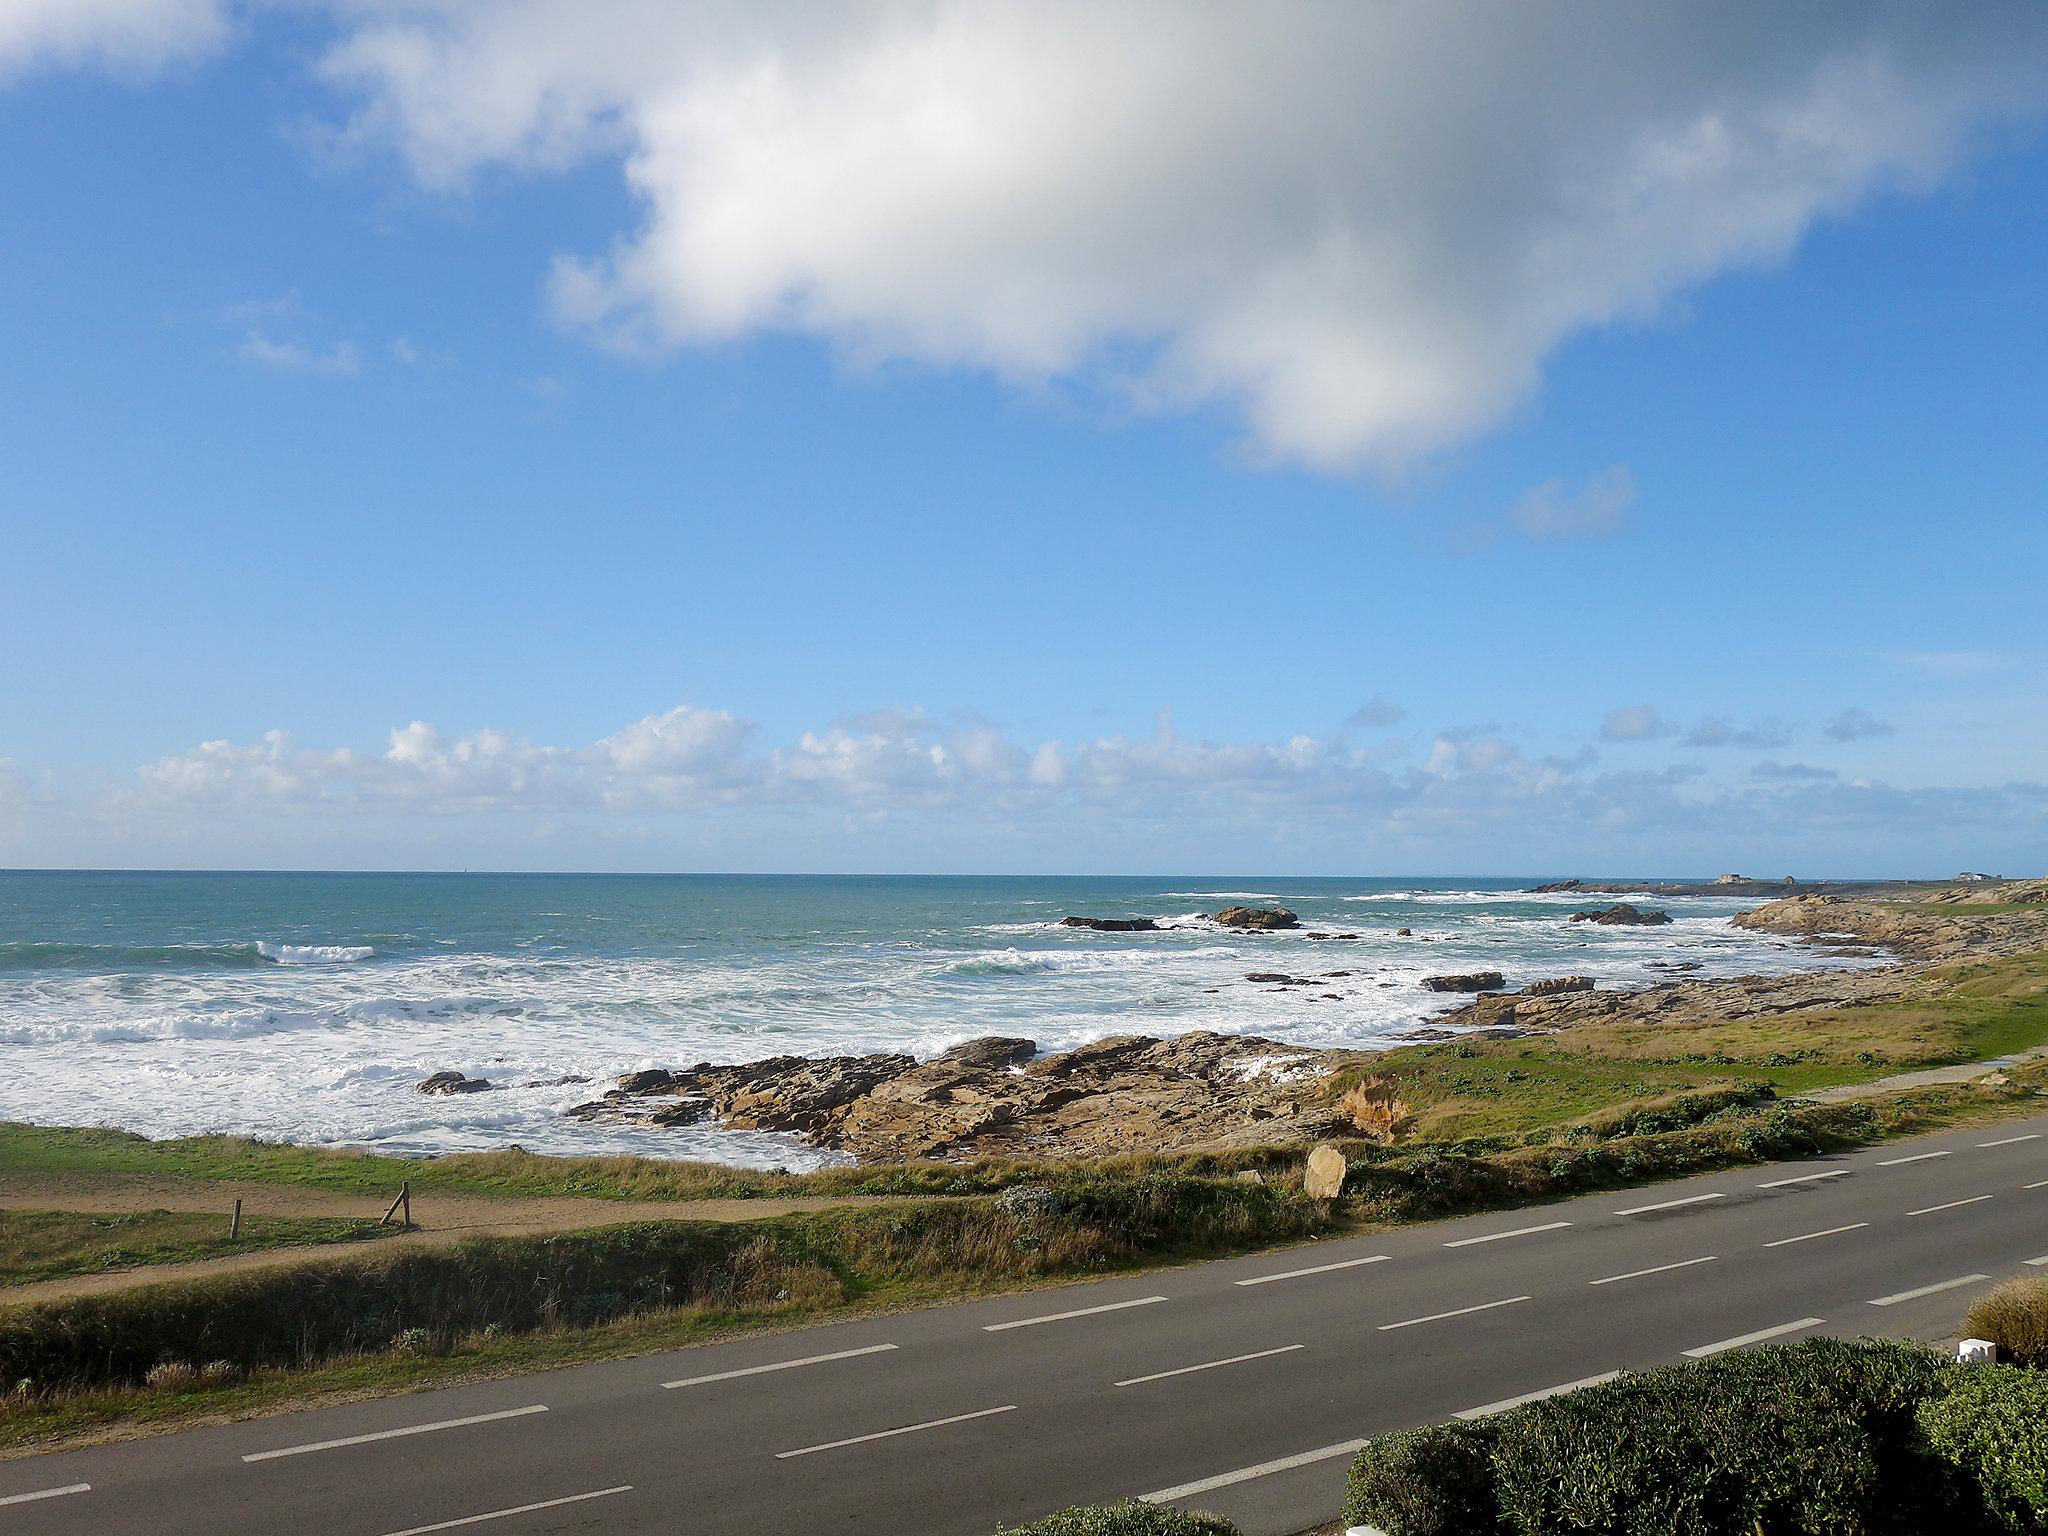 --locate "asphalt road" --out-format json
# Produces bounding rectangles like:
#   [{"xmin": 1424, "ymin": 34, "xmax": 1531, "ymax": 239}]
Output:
[{"xmin": 5, "ymin": 1112, "xmax": 2045, "ymax": 1536}]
